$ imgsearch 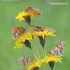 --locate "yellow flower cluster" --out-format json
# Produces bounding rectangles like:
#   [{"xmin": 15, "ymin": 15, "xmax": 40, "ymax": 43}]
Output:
[
  {"xmin": 32, "ymin": 29, "xmax": 56, "ymax": 39},
  {"xmin": 27, "ymin": 59, "xmax": 44, "ymax": 70},
  {"xmin": 45, "ymin": 55, "xmax": 62, "ymax": 63},
  {"xmin": 27, "ymin": 55, "xmax": 62, "ymax": 70},
  {"xmin": 14, "ymin": 32, "xmax": 32, "ymax": 49},
  {"xmin": 12, "ymin": 6, "xmax": 65, "ymax": 70},
  {"xmin": 14, "ymin": 29, "xmax": 55, "ymax": 49},
  {"xmin": 15, "ymin": 11, "xmax": 34, "ymax": 21}
]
